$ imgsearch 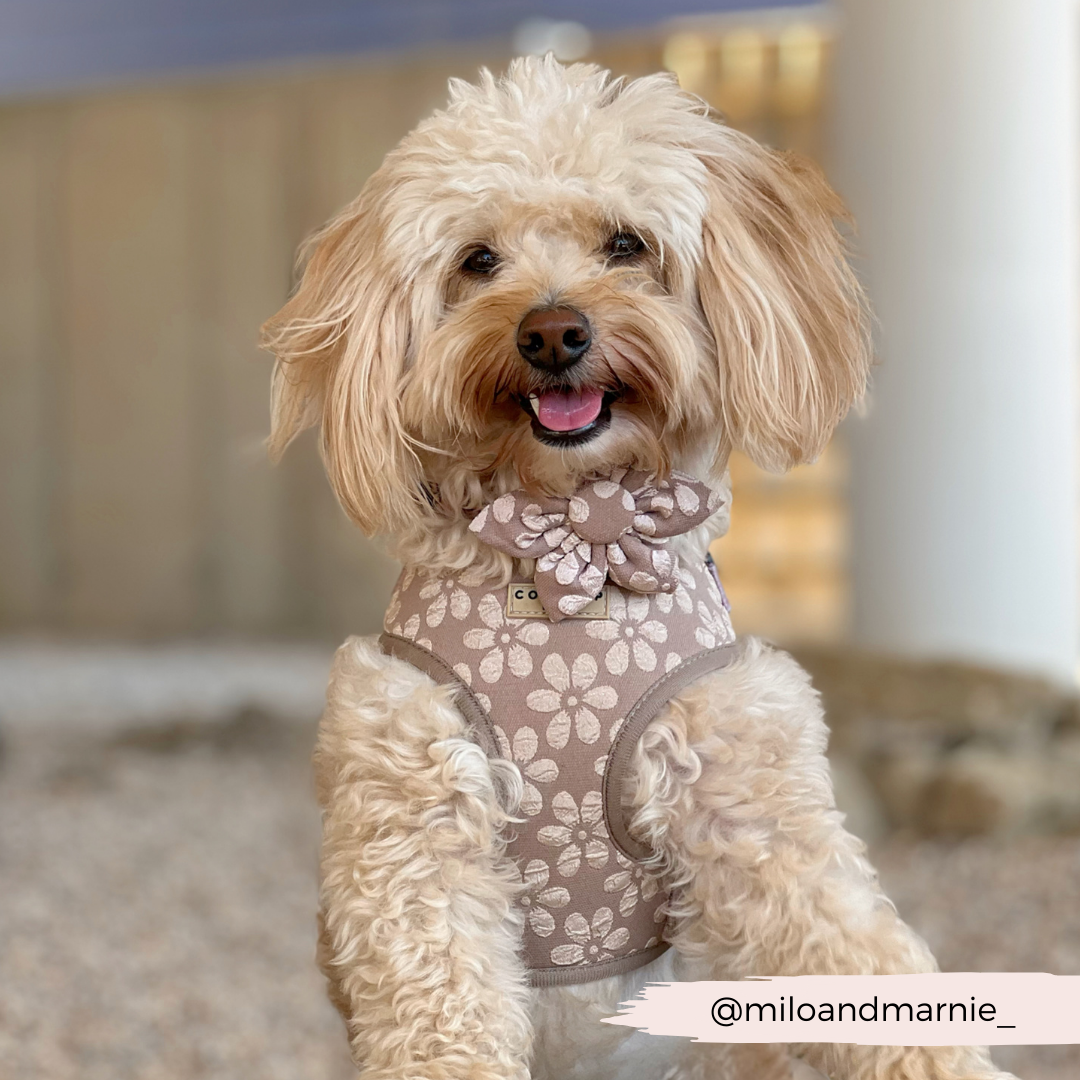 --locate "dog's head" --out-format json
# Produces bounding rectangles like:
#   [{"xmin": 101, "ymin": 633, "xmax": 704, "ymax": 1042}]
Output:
[{"xmin": 263, "ymin": 57, "xmax": 870, "ymax": 538}]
